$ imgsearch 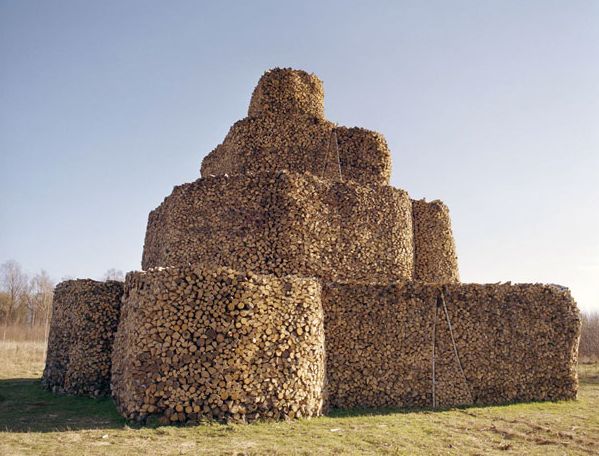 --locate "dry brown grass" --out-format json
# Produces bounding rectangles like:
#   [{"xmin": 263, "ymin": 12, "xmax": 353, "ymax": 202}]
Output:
[
  {"xmin": 1, "ymin": 324, "xmax": 47, "ymax": 343},
  {"xmin": 0, "ymin": 325, "xmax": 47, "ymax": 379},
  {"xmin": 580, "ymin": 312, "xmax": 599, "ymax": 362},
  {"xmin": 0, "ymin": 340, "xmax": 46, "ymax": 379}
]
